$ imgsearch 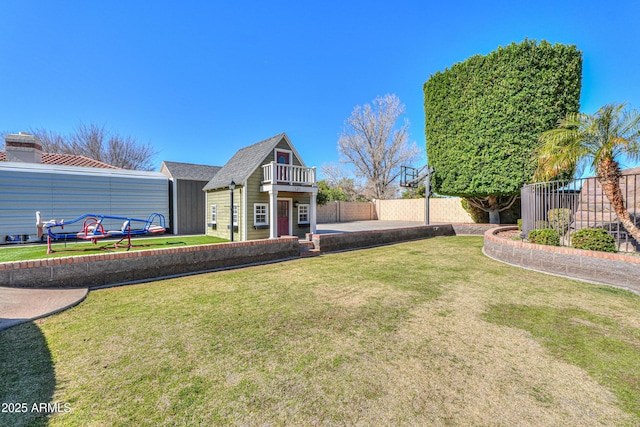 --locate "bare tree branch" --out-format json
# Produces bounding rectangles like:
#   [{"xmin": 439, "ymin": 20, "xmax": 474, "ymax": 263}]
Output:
[
  {"xmin": 338, "ymin": 94, "xmax": 419, "ymax": 199},
  {"xmin": 26, "ymin": 122, "xmax": 157, "ymax": 170}
]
